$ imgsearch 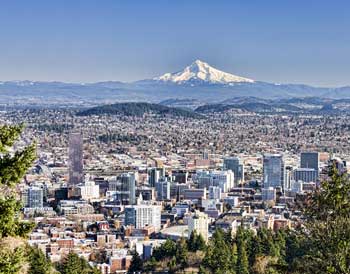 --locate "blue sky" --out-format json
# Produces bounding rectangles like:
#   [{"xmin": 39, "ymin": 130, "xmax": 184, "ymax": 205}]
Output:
[{"xmin": 0, "ymin": 0, "xmax": 349, "ymax": 86}]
